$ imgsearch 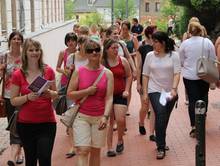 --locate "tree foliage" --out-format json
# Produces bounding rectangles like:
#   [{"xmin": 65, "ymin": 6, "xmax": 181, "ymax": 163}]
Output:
[
  {"xmin": 157, "ymin": 0, "xmax": 185, "ymax": 37},
  {"xmin": 64, "ymin": 0, "xmax": 74, "ymax": 21},
  {"xmin": 113, "ymin": 0, "xmax": 136, "ymax": 20},
  {"xmin": 79, "ymin": 13, "xmax": 103, "ymax": 26},
  {"xmin": 171, "ymin": 0, "xmax": 220, "ymax": 39}
]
